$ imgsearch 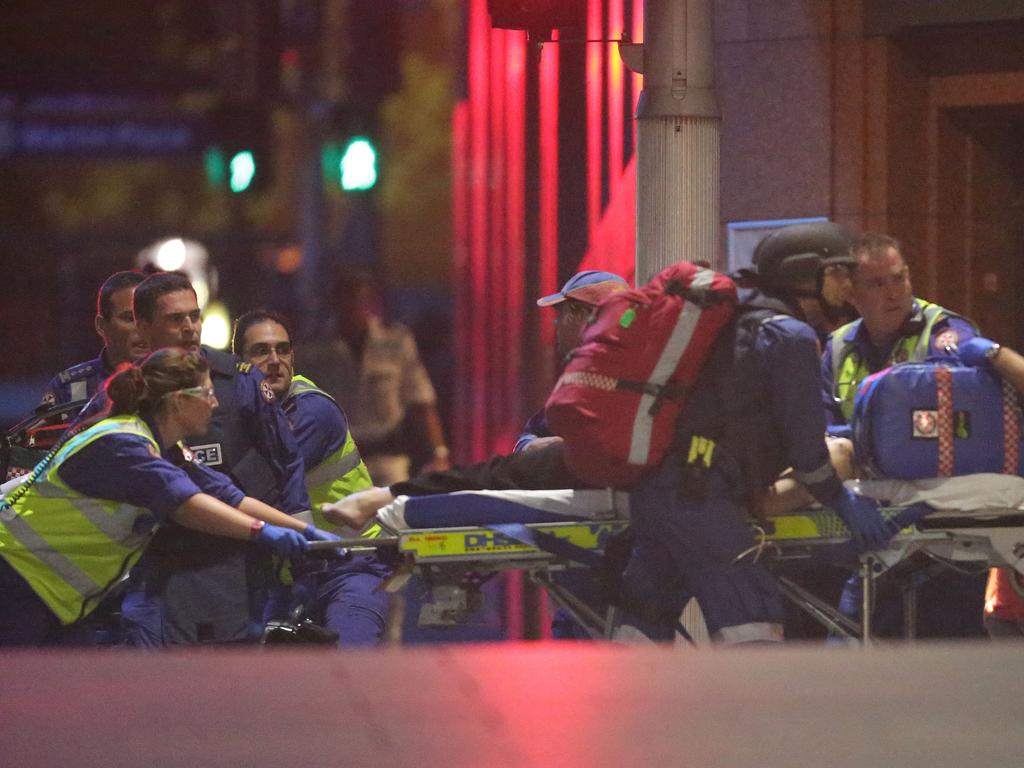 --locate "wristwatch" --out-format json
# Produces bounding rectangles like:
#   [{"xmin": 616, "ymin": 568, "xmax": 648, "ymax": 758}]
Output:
[{"xmin": 985, "ymin": 342, "xmax": 1002, "ymax": 362}]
